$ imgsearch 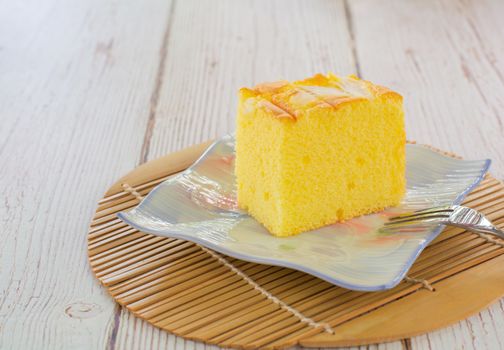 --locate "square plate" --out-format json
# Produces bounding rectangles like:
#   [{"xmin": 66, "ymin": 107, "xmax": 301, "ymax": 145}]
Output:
[{"xmin": 118, "ymin": 135, "xmax": 490, "ymax": 291}]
